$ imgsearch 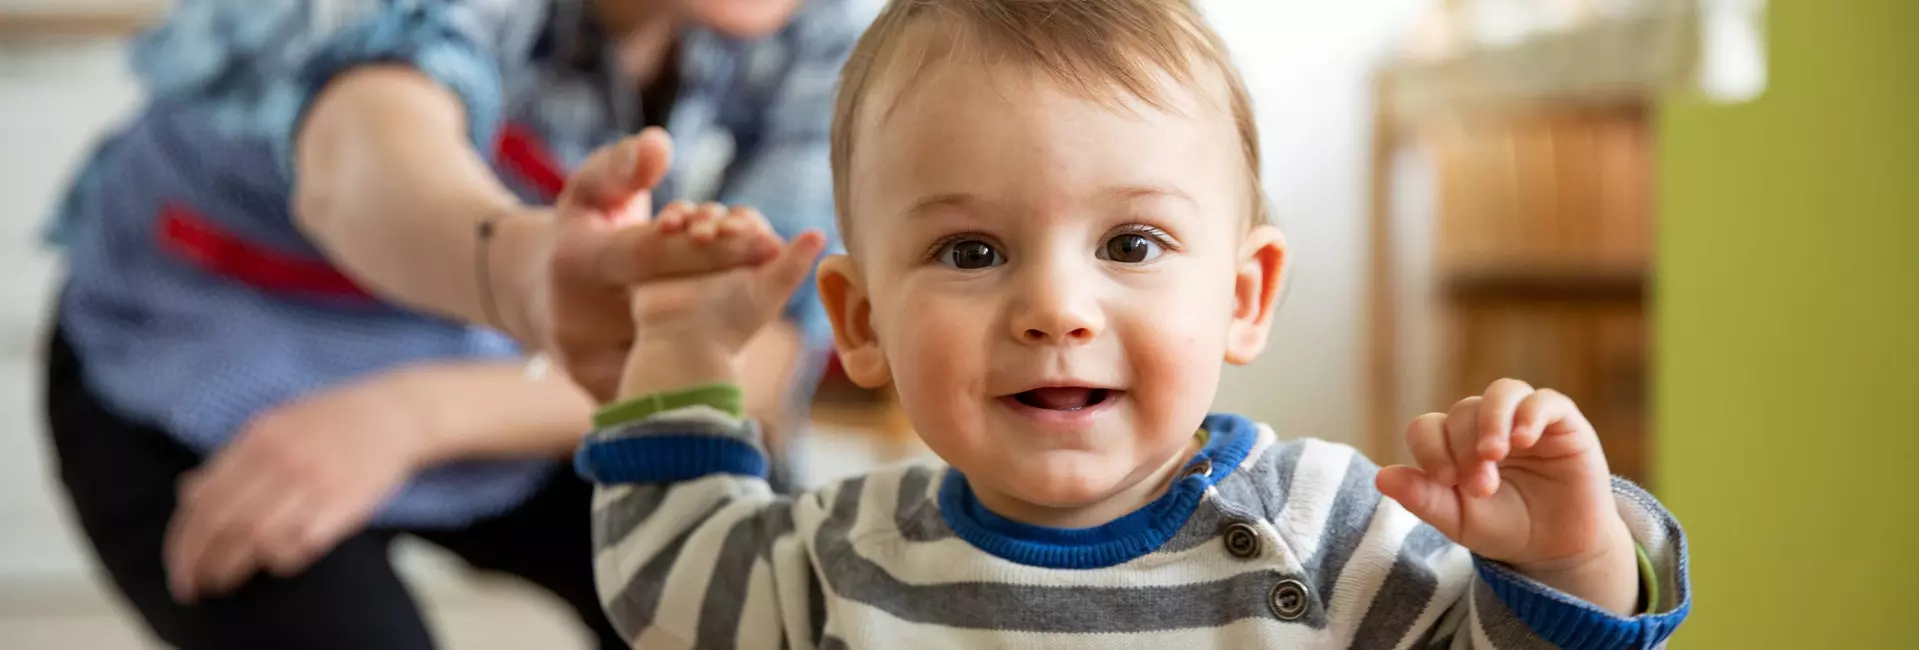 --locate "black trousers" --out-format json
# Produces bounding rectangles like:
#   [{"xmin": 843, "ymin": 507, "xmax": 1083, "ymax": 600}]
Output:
[{"xmin": 42, "ymin": 329, "xmax": 625, "ymax": 649}]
